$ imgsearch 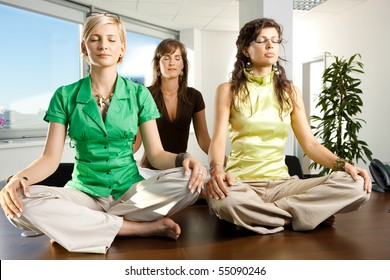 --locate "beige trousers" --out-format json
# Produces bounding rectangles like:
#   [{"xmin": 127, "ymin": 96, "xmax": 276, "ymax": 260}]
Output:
[
  {"xmin": 8, "ymin": 167, "xmax": 199, "ymax": 254},
  {"xmin": 207, "ymin": 171, "xmax": 370, "ymax": 234}
]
